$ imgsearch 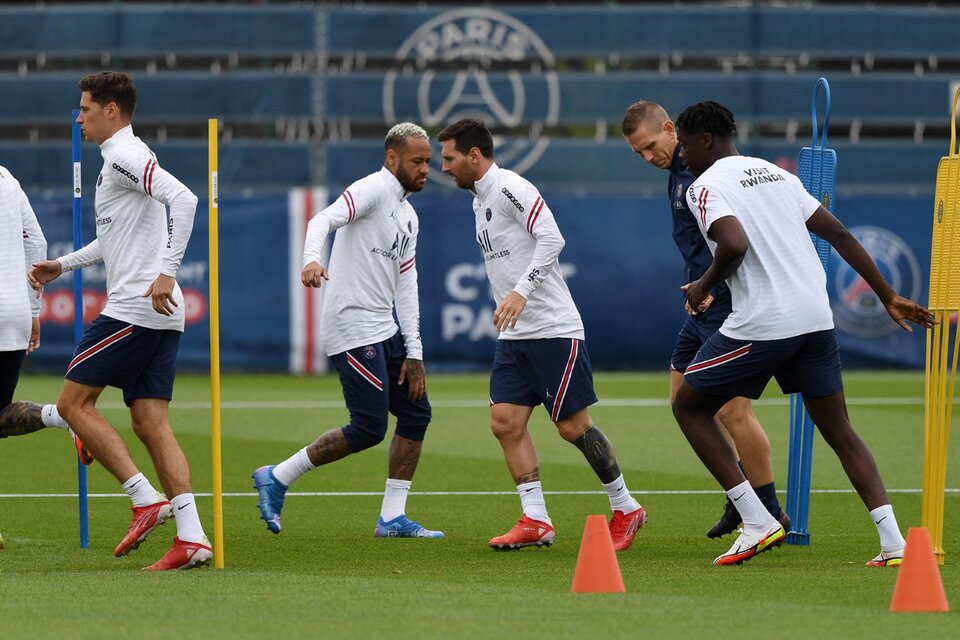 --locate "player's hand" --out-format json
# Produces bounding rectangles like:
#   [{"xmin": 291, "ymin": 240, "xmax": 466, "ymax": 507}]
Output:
[
  {"xmin": 301, "ymin": 262, "xmax": 329, "ymax": 288},
  {"xmin": 142, "ymin": 274, "xmax": 178, "ymax": 316},
  {"xmin": 398, "ymin": 358, "xmax": 427, "ymax": 401},
  {"xmin": 27, "ymin": 318, "xmax": 40, "ymax": 354},
  {"xmin": 493, "ymin": 291, "xmax": 527, "ymax": 332},
  {"xmin": 681, "ymin": 281, "xmax": 712, "ymax": 316},
  {"xmin": 683, "ymin": 291, "xmax": 715, "ymax": 316},
  {"xmin": 28, "ymin": 260, "xmax": 62, "ymax": 291},
  {"xmin": 885, "ymin": 295, "xmax": 936, "ymax": 333}
]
